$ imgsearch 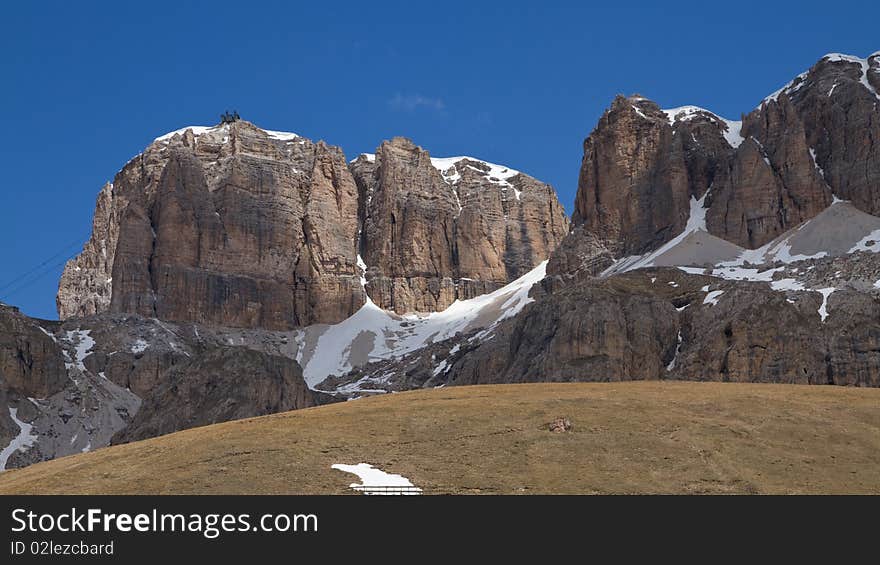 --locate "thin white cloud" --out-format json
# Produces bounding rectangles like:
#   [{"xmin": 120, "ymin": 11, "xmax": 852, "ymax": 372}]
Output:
[{"xmin": 388, "ymin": 93, "xmax": 446, "ymax": 112}]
